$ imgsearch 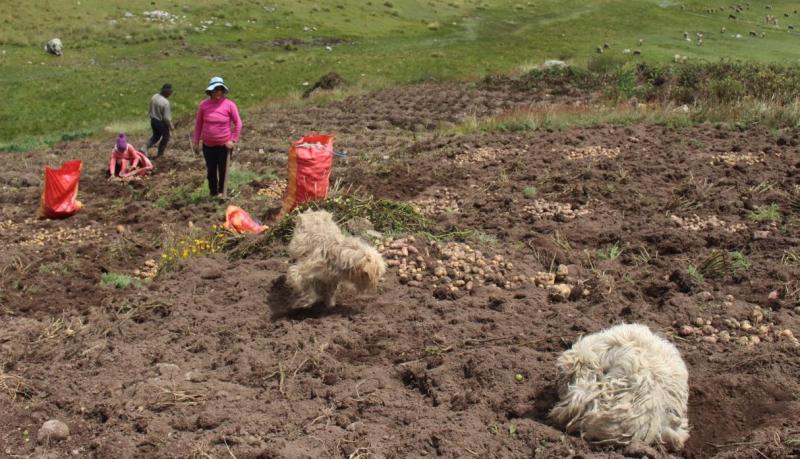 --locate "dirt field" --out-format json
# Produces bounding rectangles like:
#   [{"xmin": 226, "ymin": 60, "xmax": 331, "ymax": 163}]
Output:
[{"xmin": 1, "ymin": 80, "xmax": 799, "ymax": 459}]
